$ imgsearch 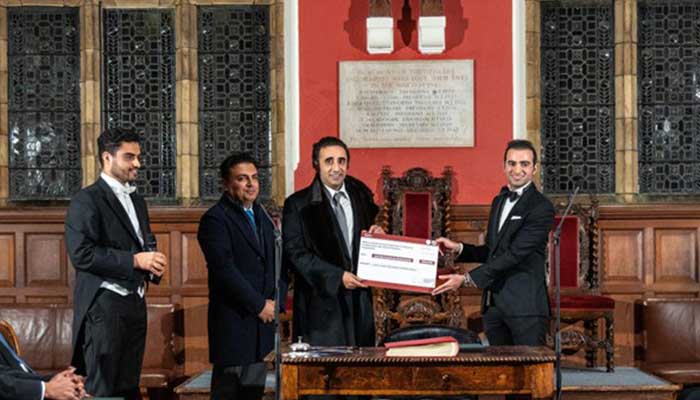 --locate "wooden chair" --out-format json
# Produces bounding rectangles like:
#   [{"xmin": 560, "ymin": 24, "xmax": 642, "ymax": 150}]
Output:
[
  {"xmin": 373, "ymin": 166, "xmax": 466, "ymax": 342},
  {"xmin": 550, "ymin": 198, "xmax": 615, "ymax": 372},
  {"xmin": 0, "ymin": 319, "xmax": 21, "ymax": 356}
]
